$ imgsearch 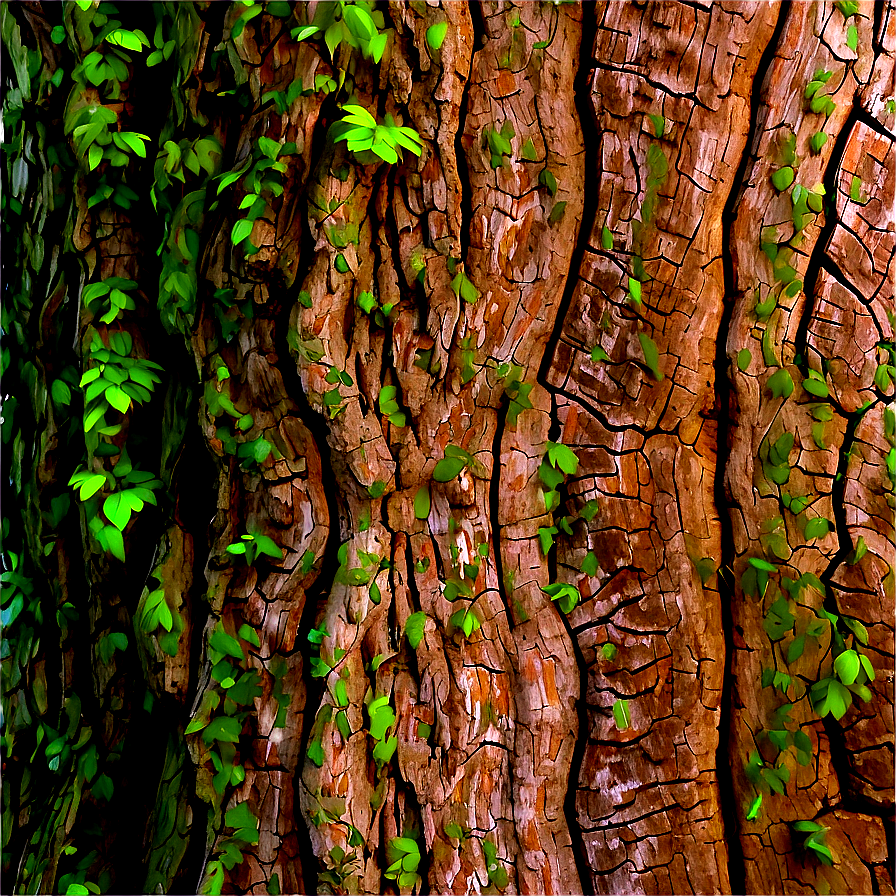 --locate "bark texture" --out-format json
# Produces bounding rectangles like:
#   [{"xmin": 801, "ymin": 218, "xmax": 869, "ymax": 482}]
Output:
[{"xmin": 2, "ymin": 2, "xmax": 893, "ymax": 895}]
